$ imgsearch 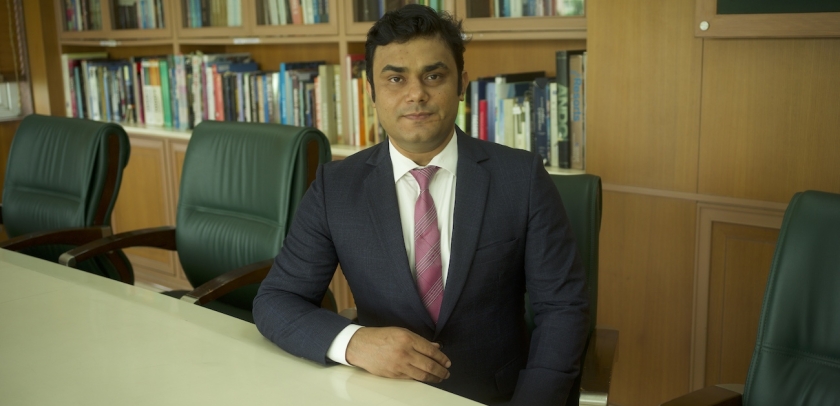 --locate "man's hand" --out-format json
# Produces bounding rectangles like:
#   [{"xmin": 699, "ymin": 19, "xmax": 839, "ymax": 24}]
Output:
[{"xmin": 345, "ymin": 327, "xmax": 451, "ymax": 383}]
